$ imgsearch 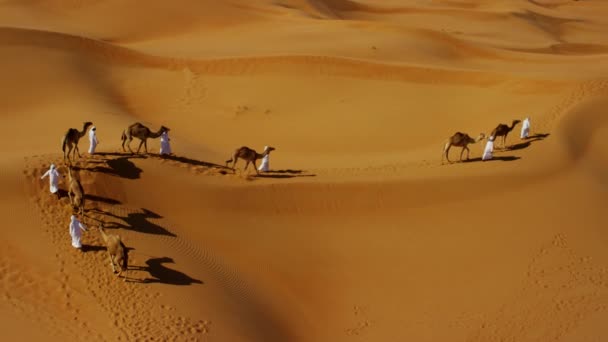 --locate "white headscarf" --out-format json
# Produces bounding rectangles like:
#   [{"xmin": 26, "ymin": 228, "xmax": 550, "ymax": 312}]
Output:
[{"xmin": 50, "ymin": 163, "xmax": 55, "ymax": 170}]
